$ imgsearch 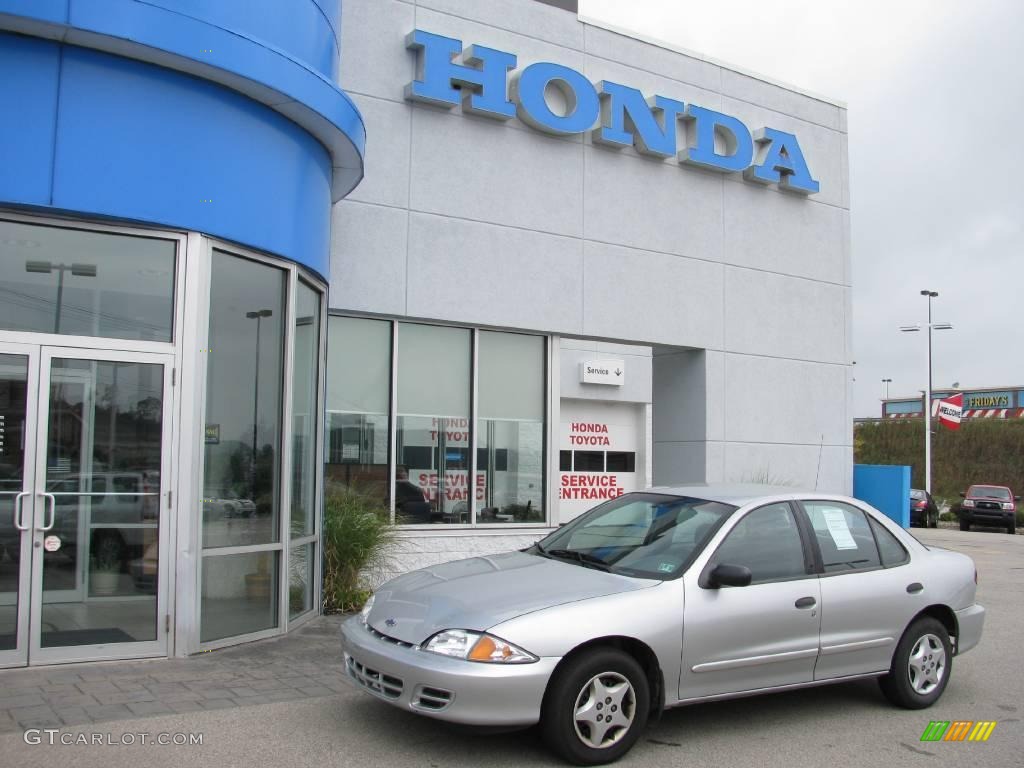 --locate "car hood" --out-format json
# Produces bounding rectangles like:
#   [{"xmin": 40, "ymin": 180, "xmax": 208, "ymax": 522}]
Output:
[{"xmin": 366, "ymin": 551, "xmax": 655, "ymax": 645}]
